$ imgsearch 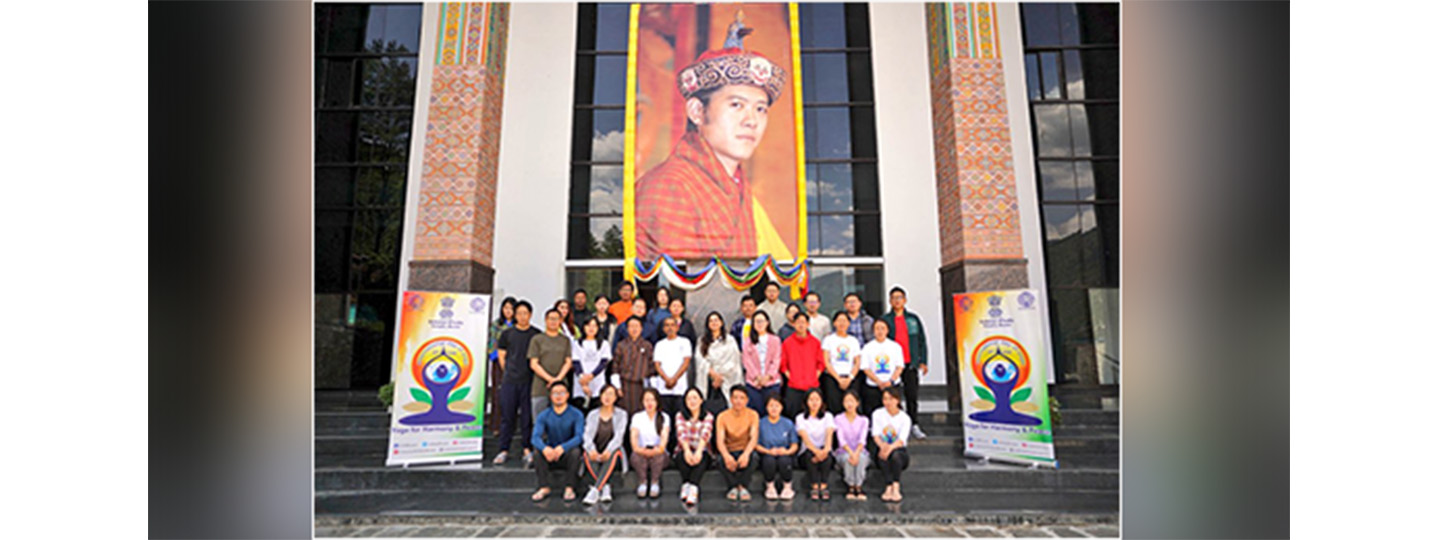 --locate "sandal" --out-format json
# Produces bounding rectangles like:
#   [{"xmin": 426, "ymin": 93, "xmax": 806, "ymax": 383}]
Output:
[
  {"xmin": 563, "ymin": 488, "xmax": 576, "ymax": 501},
  {"xmin": 738, "ymin": 487, "xmax": 752, "ymax": 501},
  {"xmin": 821, "ymin": 488, "xmax": 830, "ymax": 501},
  {"xmin": 727, "ymin": 487, "xmax": 739, "ymax": 501},
  {"xmin": 810, "ymin": 487, "xmax": 819, "ymax": 501},
  {"xmin": 531, "ymin": 488, "xmax": 550, "ymax": 501}
]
